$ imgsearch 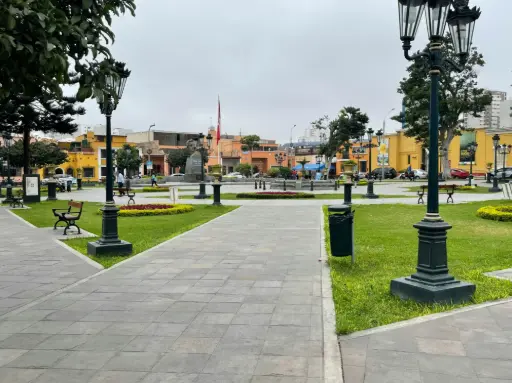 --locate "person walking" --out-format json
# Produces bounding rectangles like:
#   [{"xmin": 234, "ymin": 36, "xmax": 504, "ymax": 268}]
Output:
[
  {"xmin": 151, "ymin": 174, "xmax": 158, "ymax": 187},
  {"xmin": 117, "ymin": 172, "xmax": 124, "ymax": 189}
]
